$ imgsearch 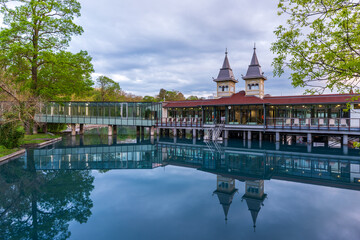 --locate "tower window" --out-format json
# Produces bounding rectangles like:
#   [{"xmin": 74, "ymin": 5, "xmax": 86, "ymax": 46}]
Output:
[
  {"xmin": 248, "ymin": 84, "xmax": 251, "ymax": 90},
  {"xmin": 222, "ymin": 86, "xmax": 225, "ymax": 91}
]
